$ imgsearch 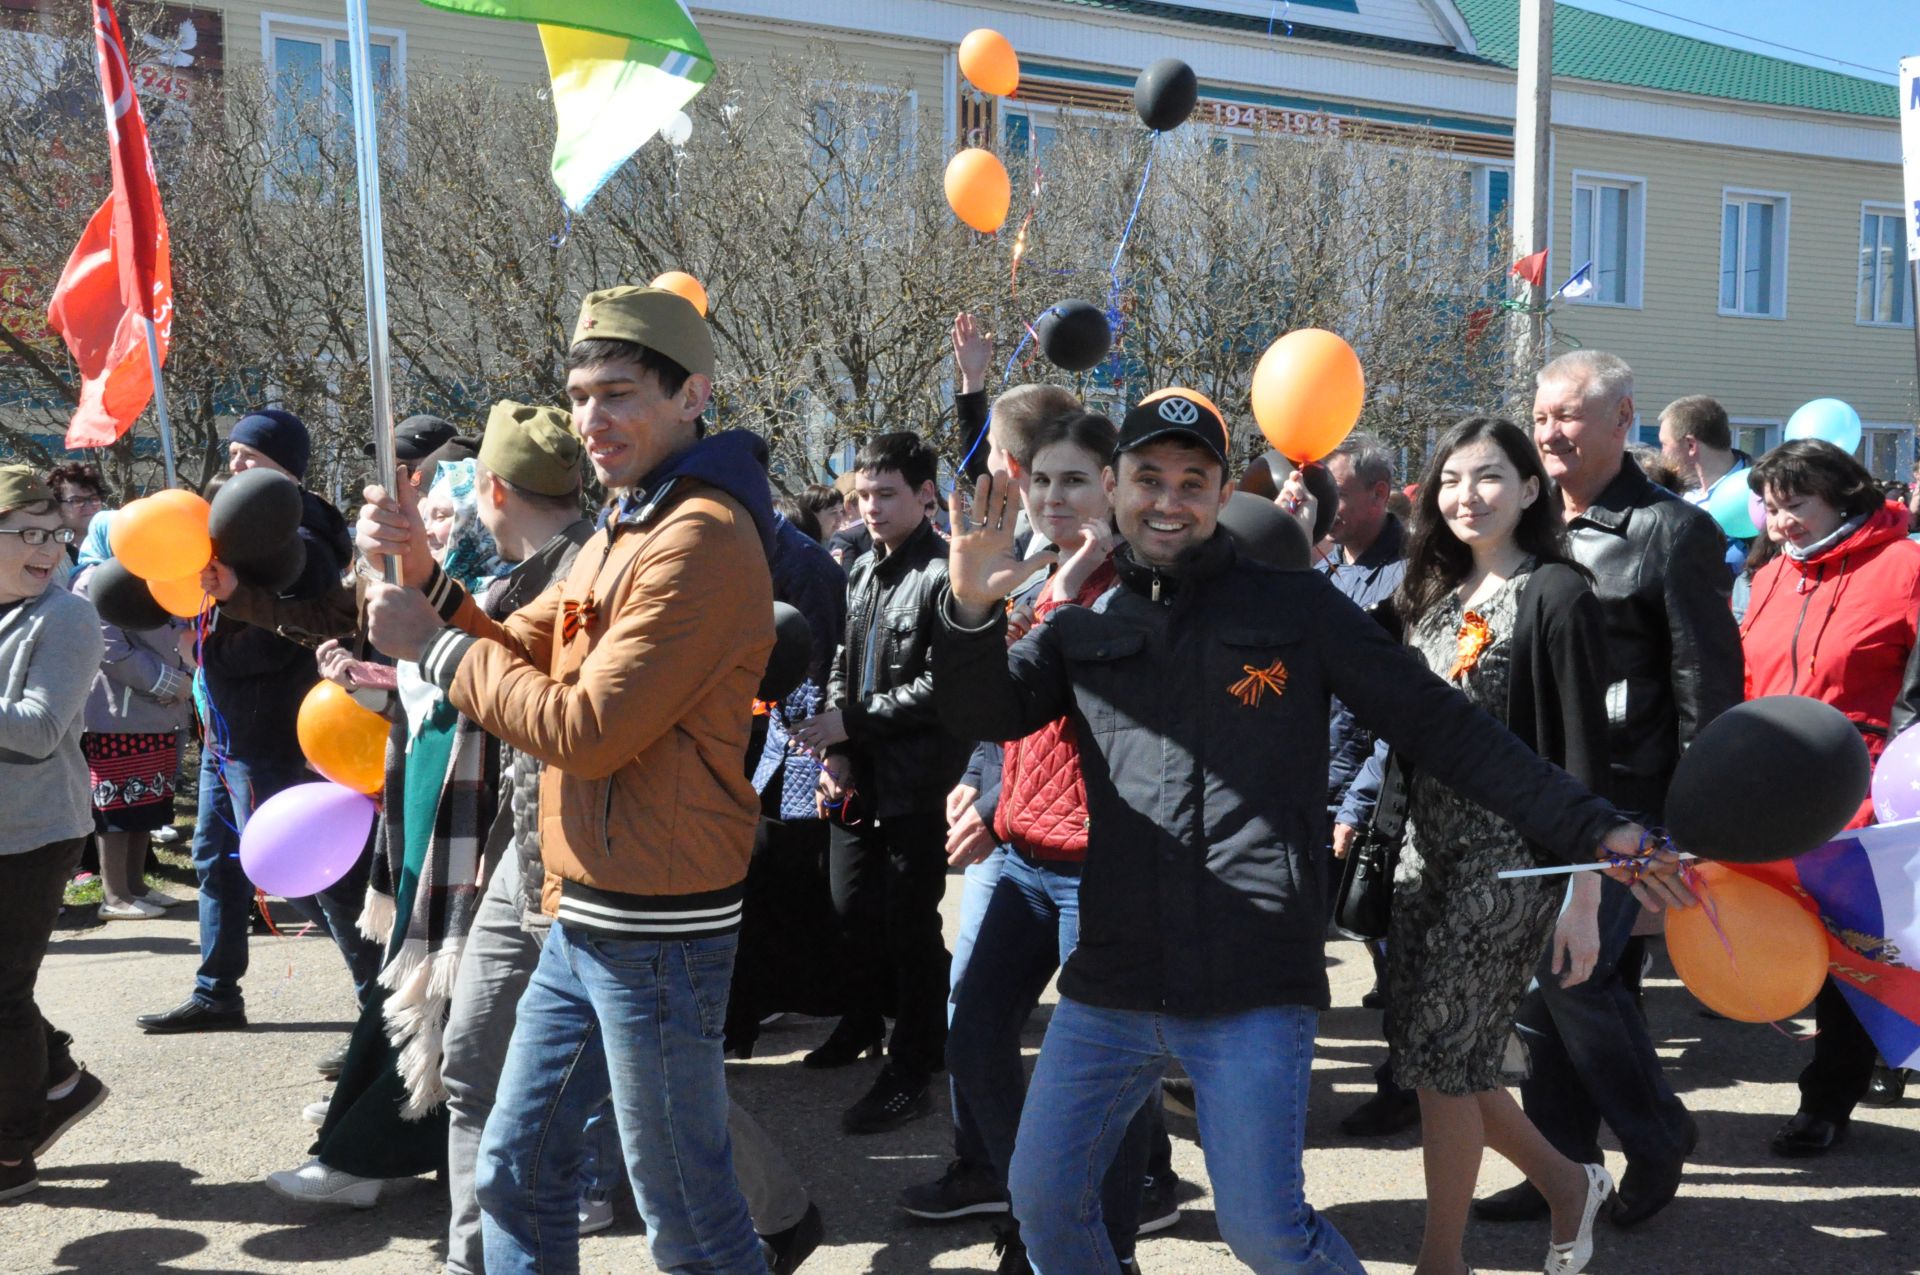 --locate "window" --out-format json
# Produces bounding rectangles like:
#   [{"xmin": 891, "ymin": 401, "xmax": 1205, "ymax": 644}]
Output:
[
  {"xmin": 1569, "ymin": 174, "xmax": 1644, "ymax": 307},
  {"xmin": 1720, "ymin": 190, "xmax": 1788, "ymax": 318},
  {"xmin": 1729, "ymin": 419, "xmax": 1780, "ymax": 459},
  {"xmin": 1859, "ymin": 205, "xmax": 1914, "ymax": 327},
  {"xmin": 263, "ymin": 16, "xmax": 403, "ymax": 190},
  {"xmin": 1862, "ymin": 426, "xmax": 1911, "ymax": 481}
]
